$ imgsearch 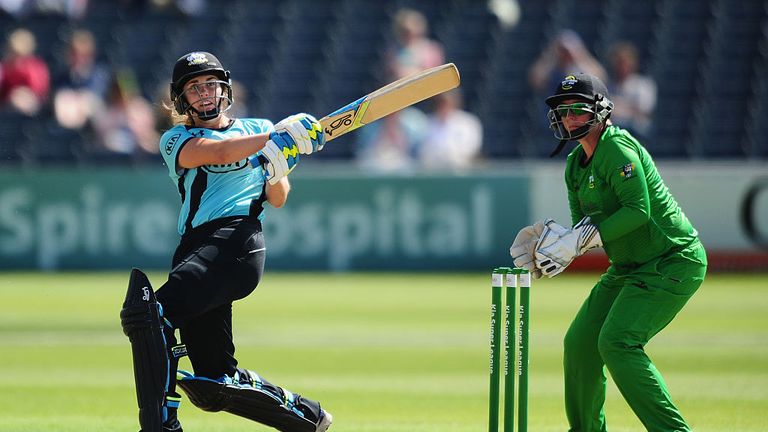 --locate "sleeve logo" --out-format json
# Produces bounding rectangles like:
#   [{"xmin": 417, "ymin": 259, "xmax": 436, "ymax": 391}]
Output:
[
  {"xmin": 165, "ymin": 134, "xmax": 180, "ymax": 155},
  {"xmin": 619, "ymin": 163, "xmax": 636, "ymax": 179}
]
